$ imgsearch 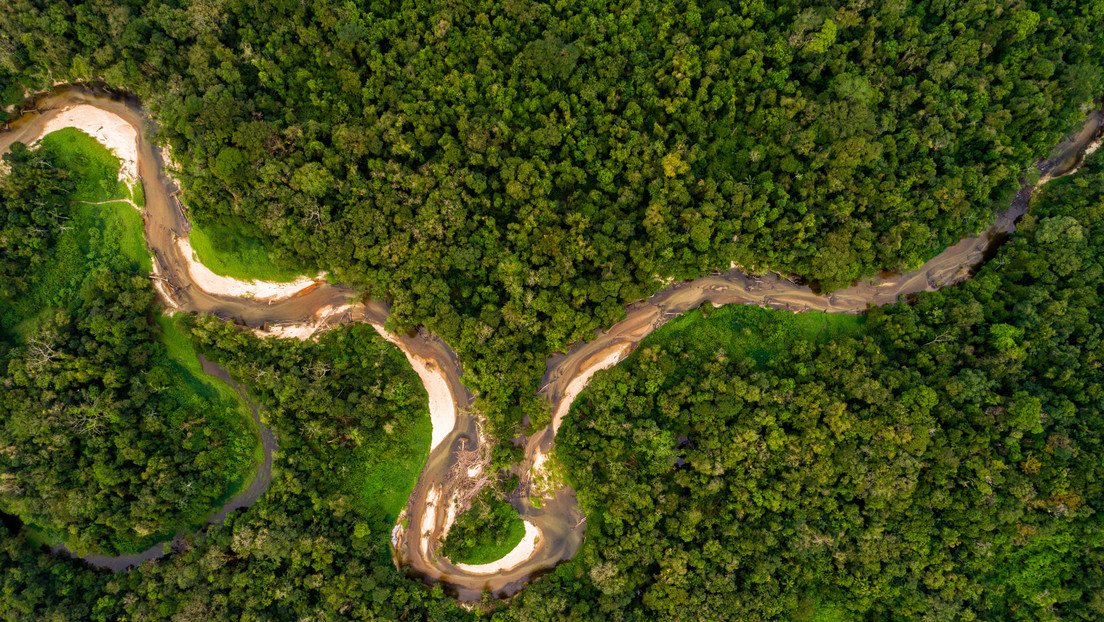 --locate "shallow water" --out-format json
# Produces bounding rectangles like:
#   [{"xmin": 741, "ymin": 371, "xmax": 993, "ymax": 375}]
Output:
[{"xmin": 3, "ymin": 85, "xmax": 1100, "ymax": 596}]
